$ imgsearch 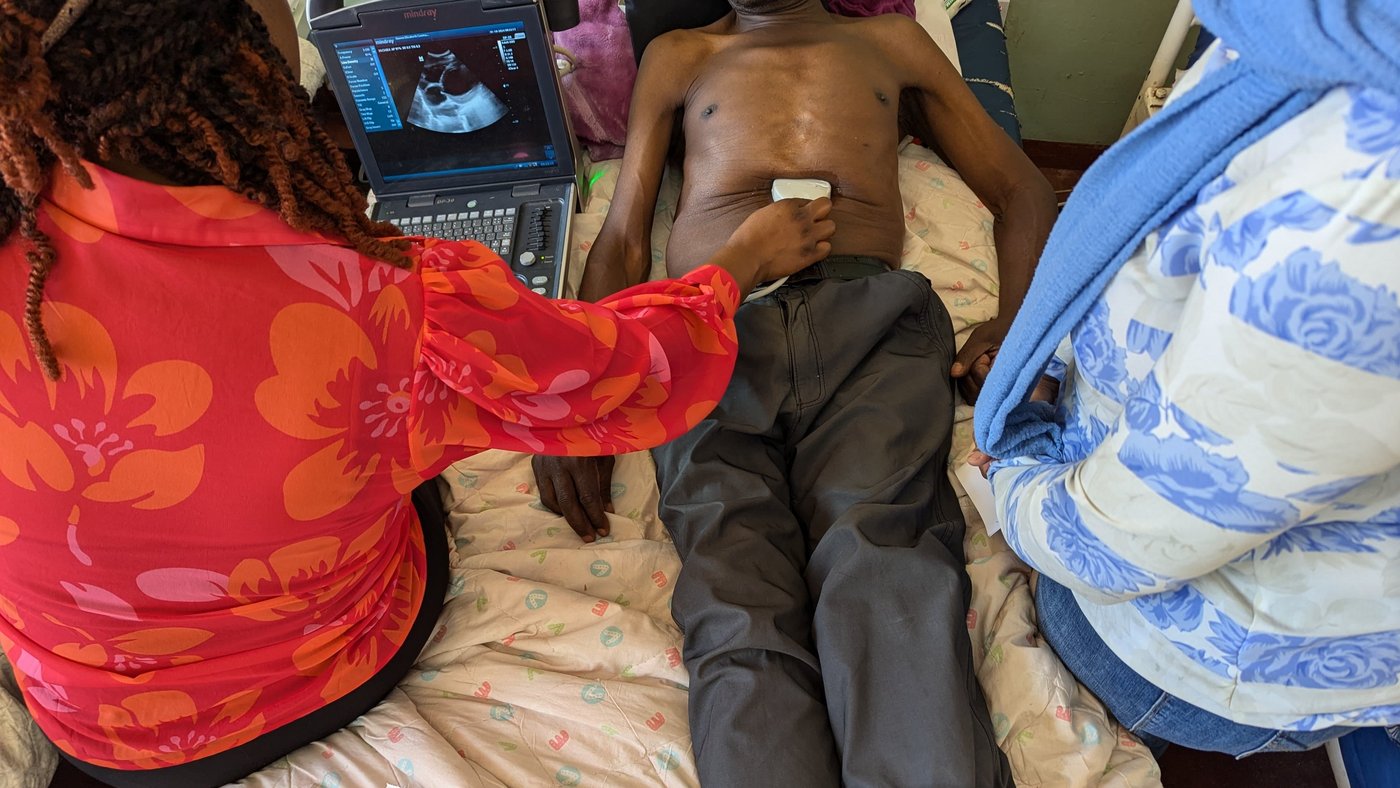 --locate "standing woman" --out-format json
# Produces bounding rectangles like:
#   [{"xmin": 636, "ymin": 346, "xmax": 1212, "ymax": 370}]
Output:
[
  {"xmin": 0, "ymin": 1, "xmax": 835, "ymax": 785},
  {"xmin": 974, "ymin": 0, "xmax": 1399, "ymax": 766}
]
